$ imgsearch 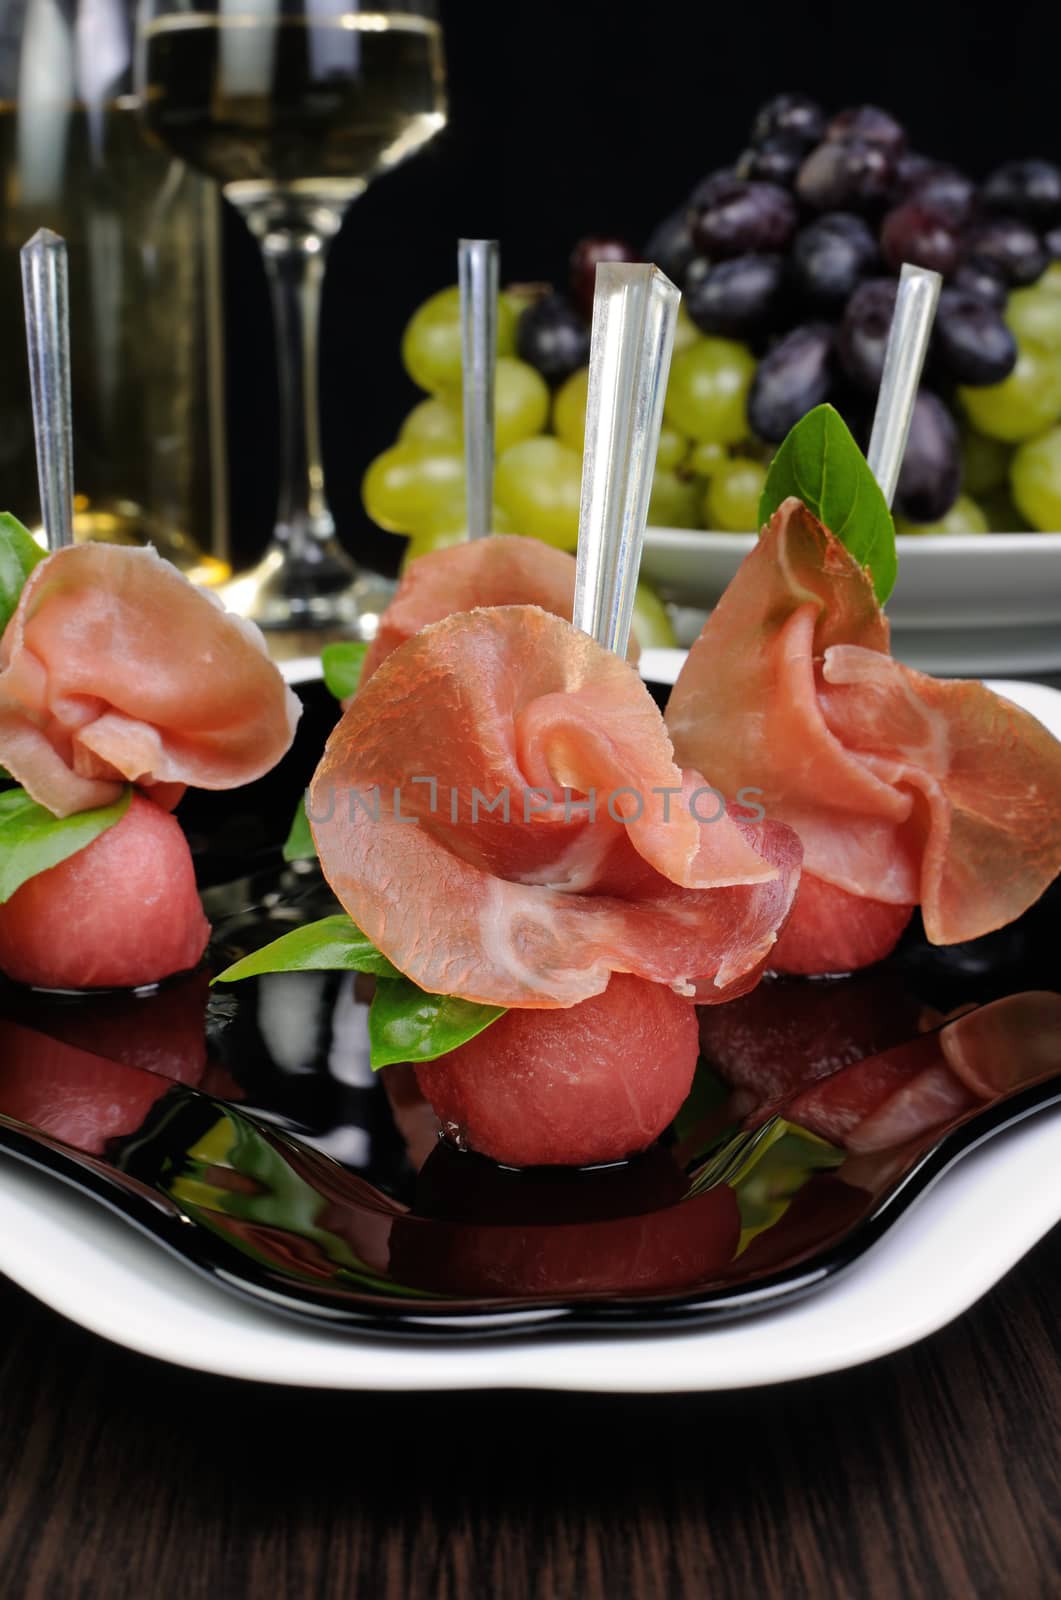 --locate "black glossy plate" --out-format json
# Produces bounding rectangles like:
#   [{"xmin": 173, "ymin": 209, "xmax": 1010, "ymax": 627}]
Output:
[{"xmin": 0, "ymin": 681, "xmax": 1058, "ymax": 1341}]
